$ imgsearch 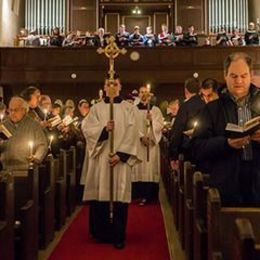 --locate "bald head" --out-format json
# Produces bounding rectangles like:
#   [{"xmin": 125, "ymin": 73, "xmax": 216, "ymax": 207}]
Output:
[{"xmin": 9, "ymin": 97, "xmax": 28, "ymax": 123}]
